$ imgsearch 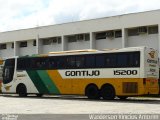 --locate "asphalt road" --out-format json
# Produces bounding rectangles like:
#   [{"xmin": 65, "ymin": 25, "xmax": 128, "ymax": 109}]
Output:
[{"xmin": 0, "ymin": 95, "xmax": 160, "ymax": 120}]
